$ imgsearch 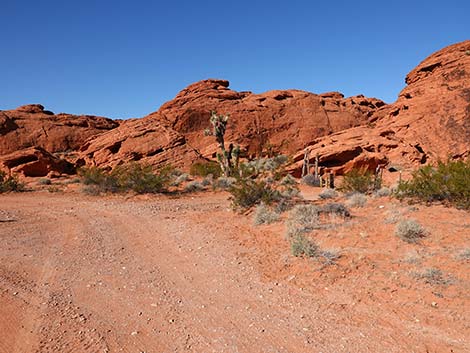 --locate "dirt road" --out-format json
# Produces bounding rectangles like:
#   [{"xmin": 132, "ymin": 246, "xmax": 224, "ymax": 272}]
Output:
[{"xmin": 1, "ymin": 192, "xmax": 468, "ymax": 352}]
